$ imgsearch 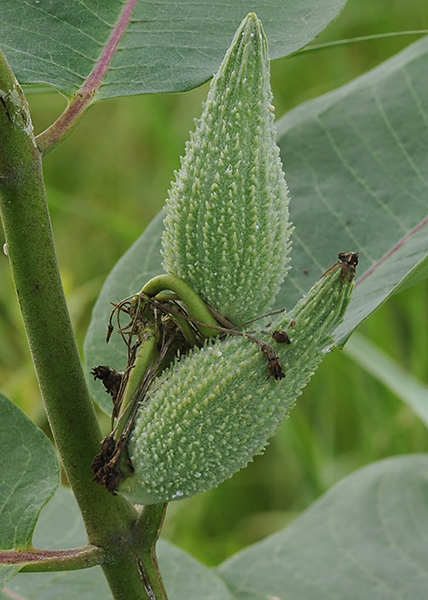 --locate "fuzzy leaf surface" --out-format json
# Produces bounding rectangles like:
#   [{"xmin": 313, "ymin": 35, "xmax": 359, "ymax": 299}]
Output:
[
  {"xmin": 1, "ymin": 486, "xmax": 235, "ymax": 600},
  {"xmin": 0, "ymin": 0, "xmax": 347, "ymax": 100},
  {"xmin": 217, "ymin": 455, "xmax": 428, "ymax": 599},
  {"xmin": 0, "ymin": 393, "xmax": 59, "ymax": 588}
]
